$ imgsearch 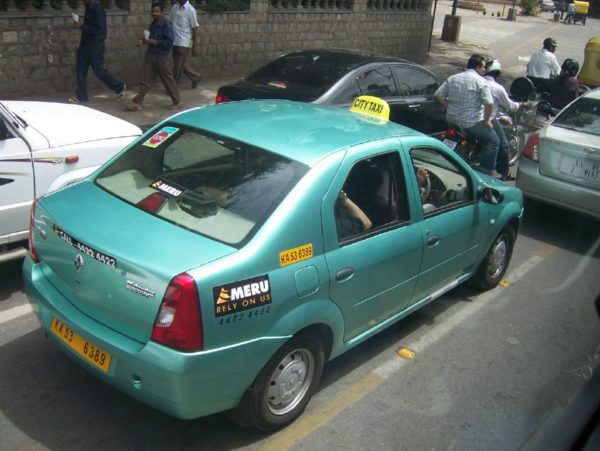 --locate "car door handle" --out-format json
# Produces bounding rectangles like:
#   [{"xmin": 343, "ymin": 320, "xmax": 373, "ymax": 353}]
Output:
[
  {"xmin": 408, "ymin": 104, "xmax": 420, "ymax": 109},
  {"xmin": 427, "ymin": 235, "xmax": 440, "ymax": 246},
  {"xmin": 336, "ymin": 267, "xmax": 355, "ymax": 282}
]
